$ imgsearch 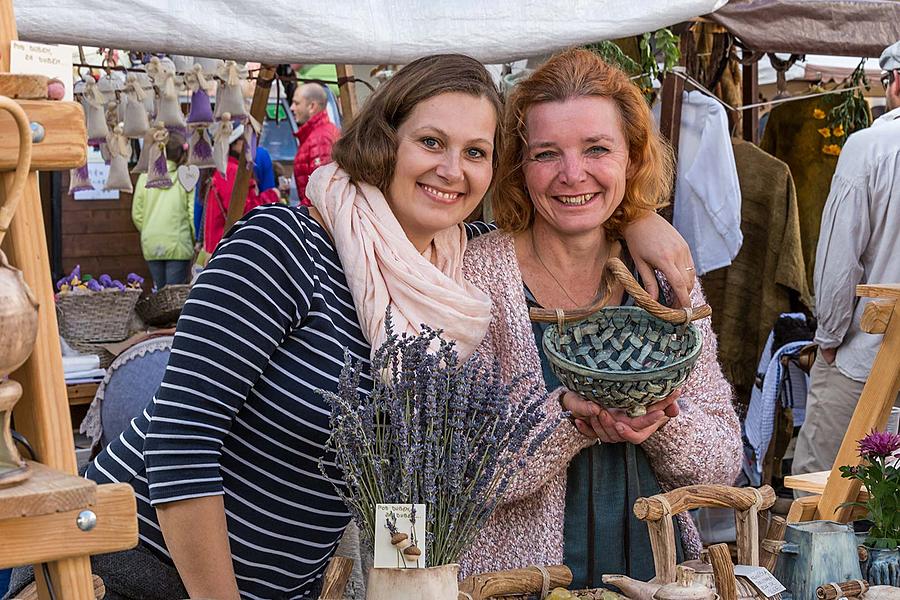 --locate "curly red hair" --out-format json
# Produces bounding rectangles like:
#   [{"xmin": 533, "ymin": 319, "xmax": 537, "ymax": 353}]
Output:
[{"xmin": 494, "ymin": 48, "xmax": 674, "ymax": 237}]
